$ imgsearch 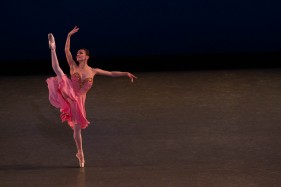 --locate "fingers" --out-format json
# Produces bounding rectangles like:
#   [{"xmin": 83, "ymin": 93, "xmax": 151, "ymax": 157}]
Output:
[
  {"xmin": 72, "ymin": 27, "xmax": 79, "ymax": 33},
  {"xmin": 128, "ymin": 73, "xmax": 137, "ymax": 83},
  {"xmin": 130, "ymin": 74, "xmax": 137, "ymax": 79},
  {"xmin": 69, "ymin": 26, "xmax": 79, "ymax": 35}
]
